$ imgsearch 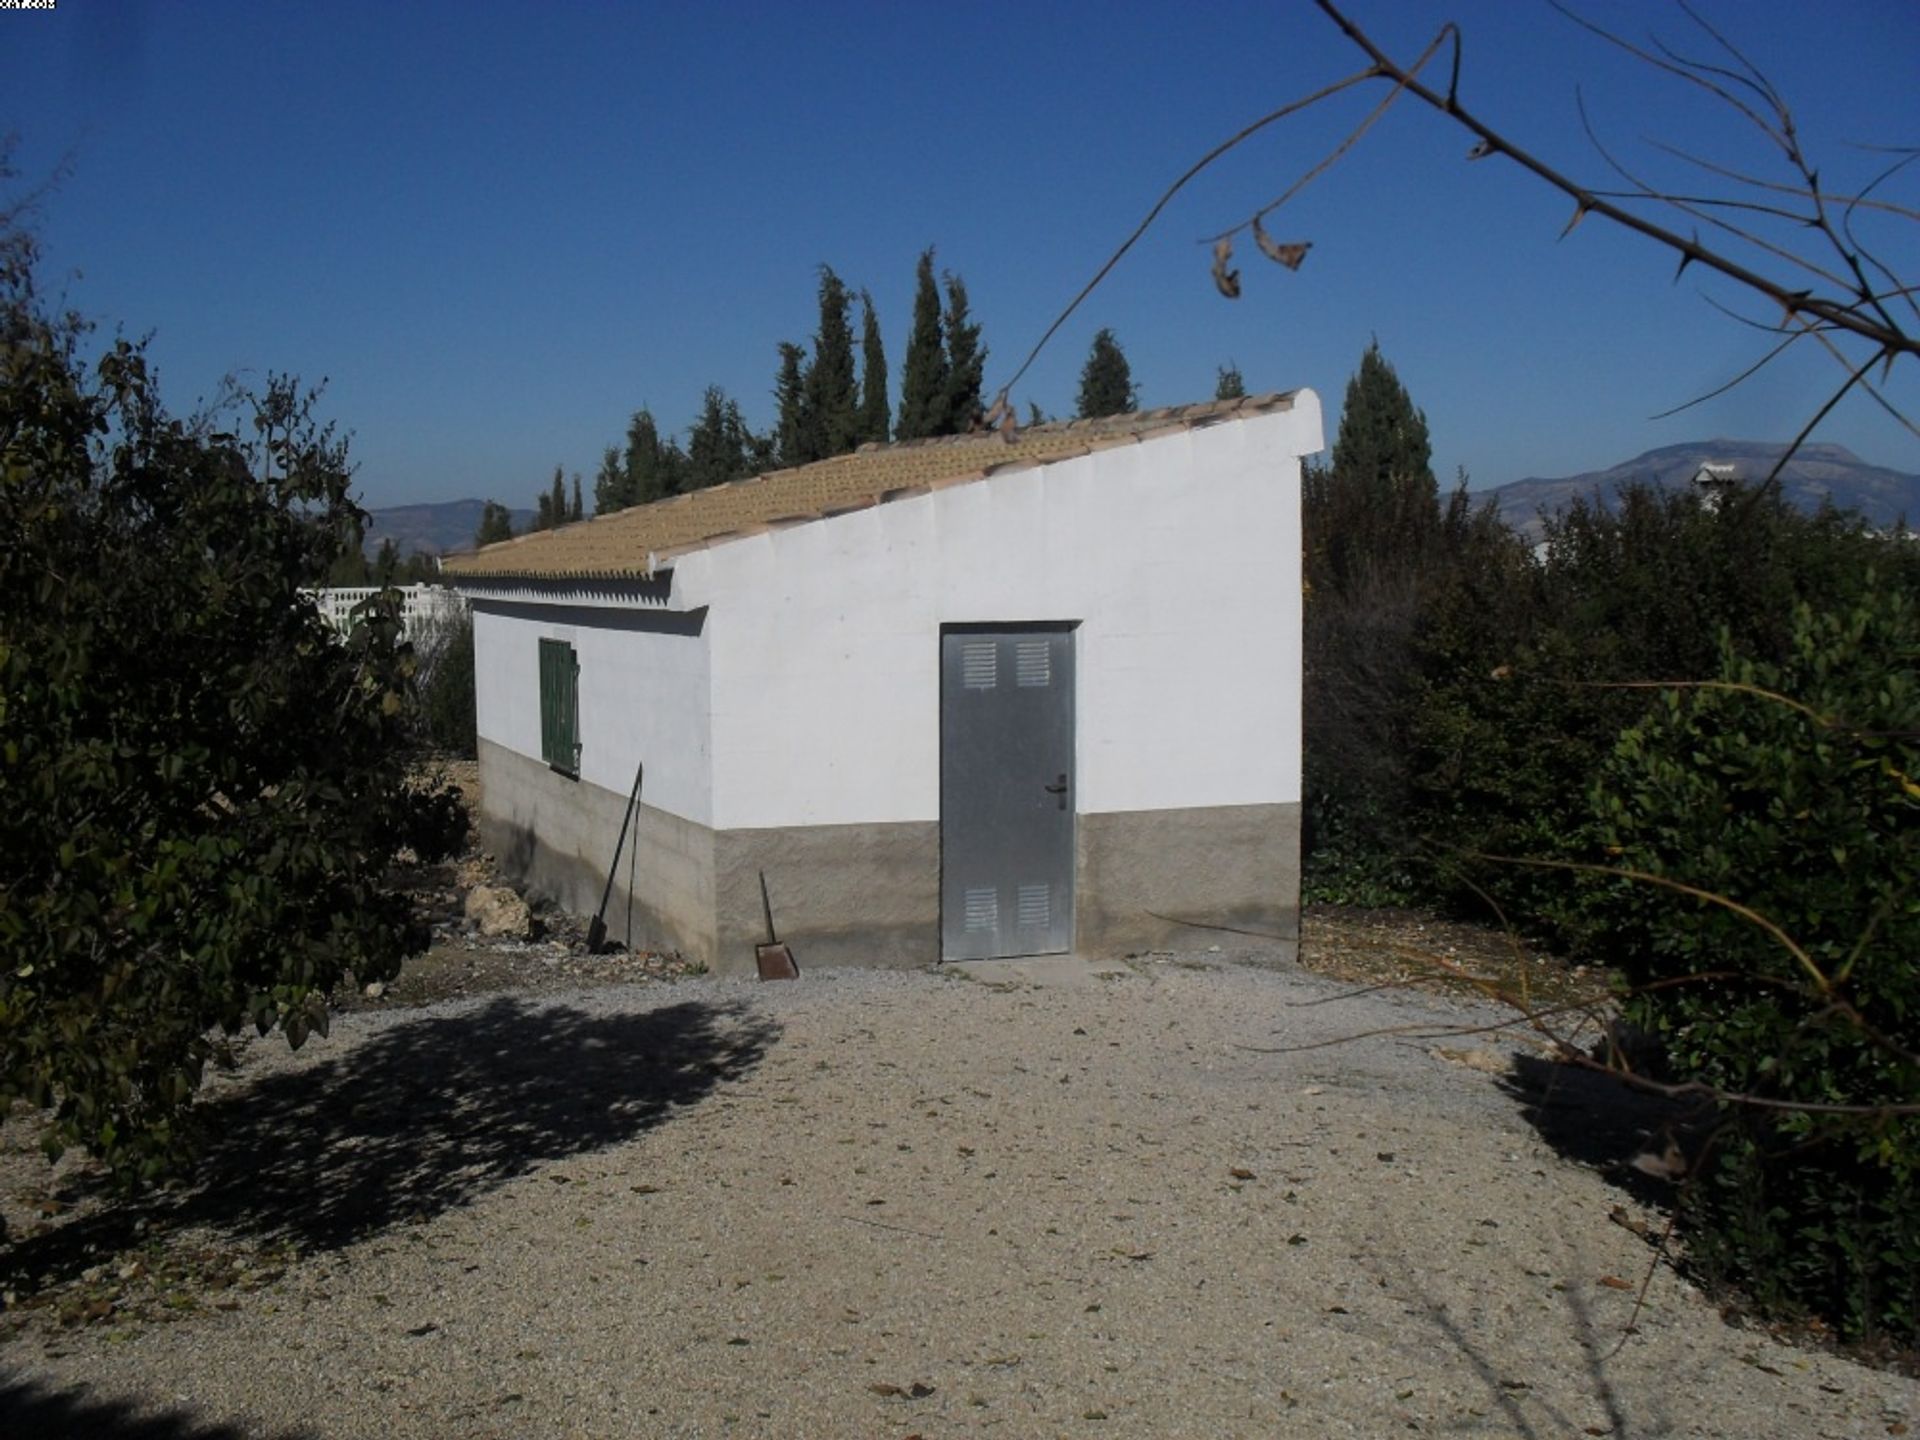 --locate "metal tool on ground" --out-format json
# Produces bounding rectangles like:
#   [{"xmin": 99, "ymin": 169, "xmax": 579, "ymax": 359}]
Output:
[
  {"xmin": 587, "ymin": 760, "xmax": 644, "ymax": 954},
  {"xmin": 755, "ymin": 870, "xmax": 799, "ymax": 980}
]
